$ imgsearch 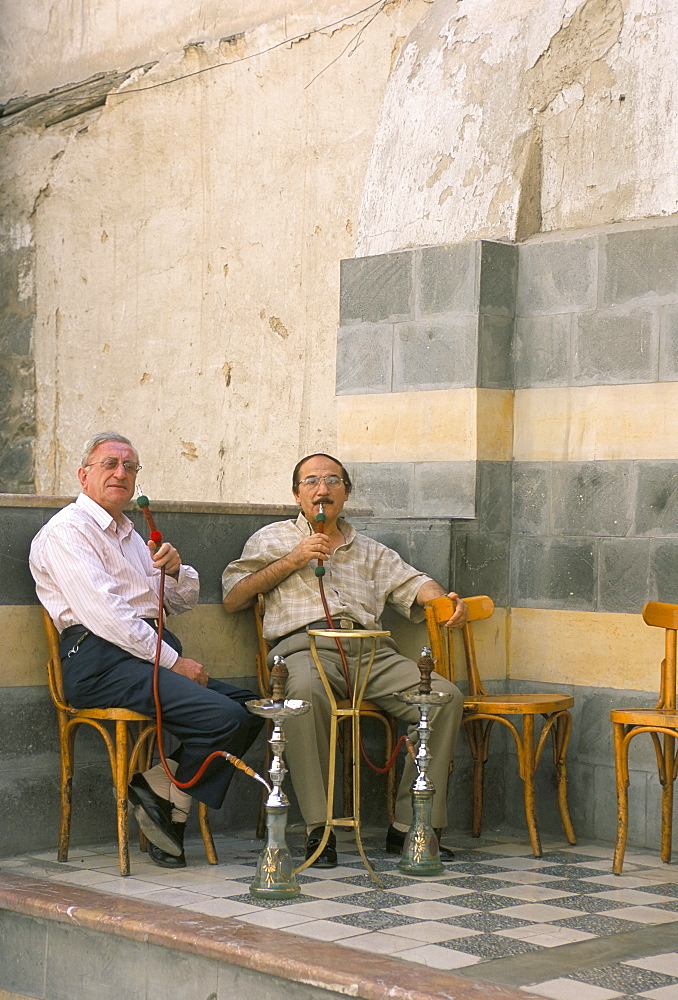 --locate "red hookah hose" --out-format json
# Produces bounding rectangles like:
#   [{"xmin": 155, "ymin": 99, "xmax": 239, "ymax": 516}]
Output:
[
  {"xmin": 313, "ymin": 509, "xmax": 411, "ymax": 773},
  {"xmin": 137, "ymin": 496, "xmax": 258, "ymax": 790}
]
